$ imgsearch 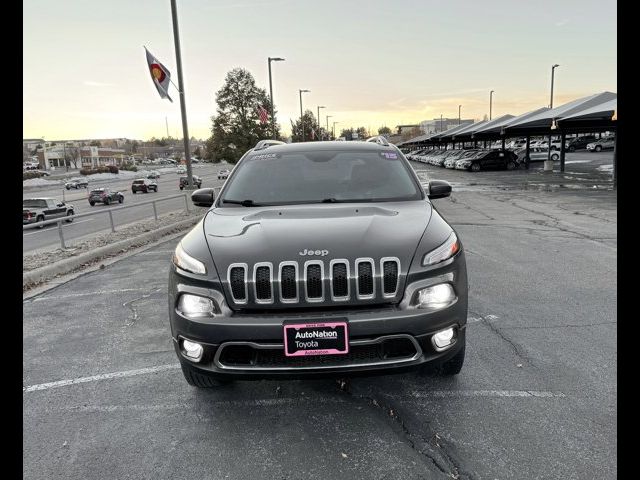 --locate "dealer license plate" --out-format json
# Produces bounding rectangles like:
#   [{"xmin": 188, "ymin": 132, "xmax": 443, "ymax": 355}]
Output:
[{"xmin": 283, "ymin": 321, "xmax": 349, "ymax": 357}]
